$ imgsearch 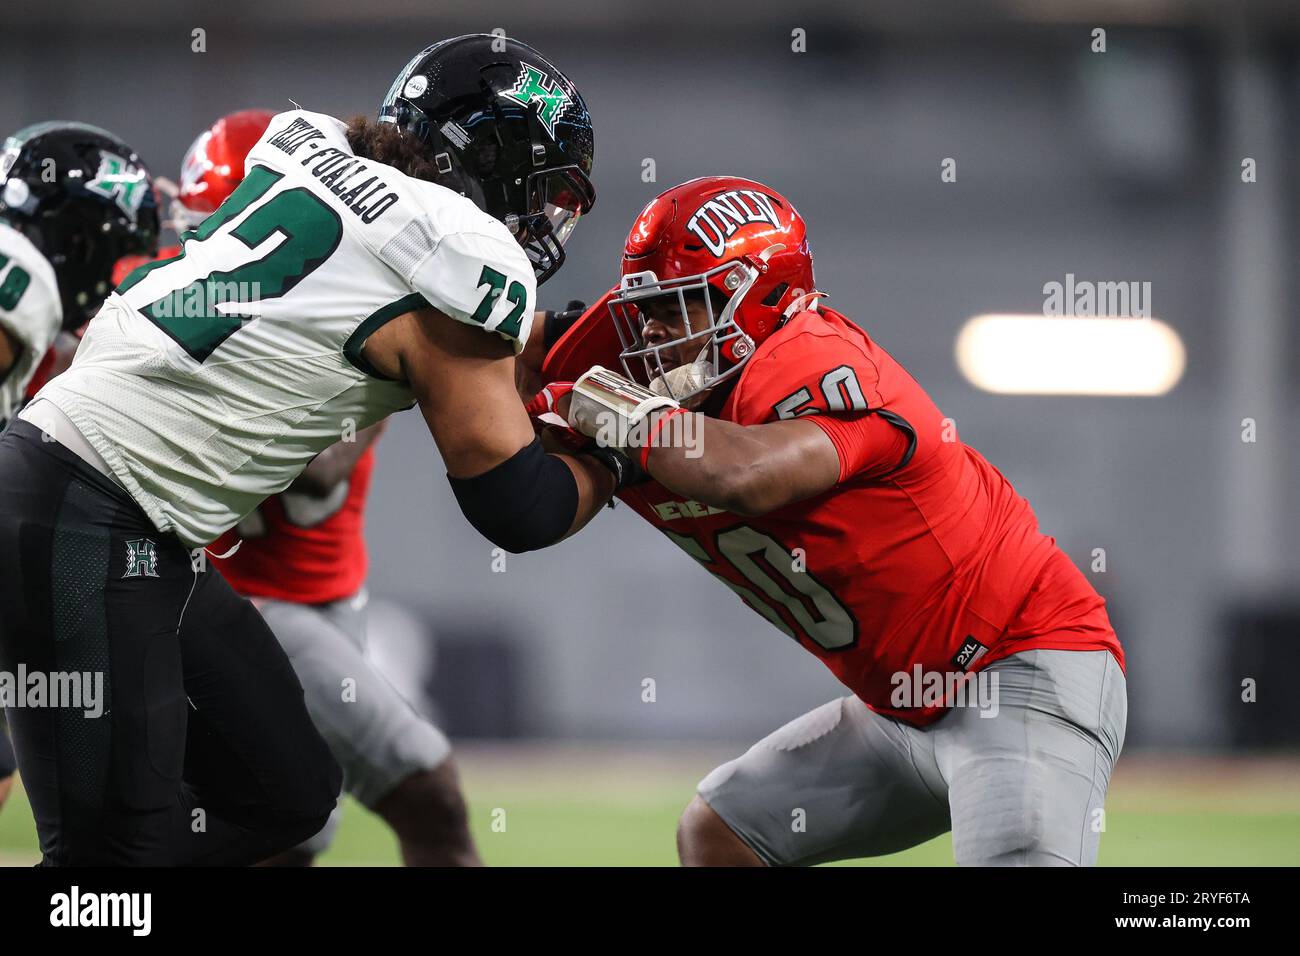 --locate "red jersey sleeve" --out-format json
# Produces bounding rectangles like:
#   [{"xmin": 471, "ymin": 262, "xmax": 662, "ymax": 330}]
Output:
[
  {"xmin": 728, "ymin": 310, "xmax": 910, "ymax": 481},
  {"xmin": 805, "ymin": 412, "xmax": 911, "ymax": 482}
]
